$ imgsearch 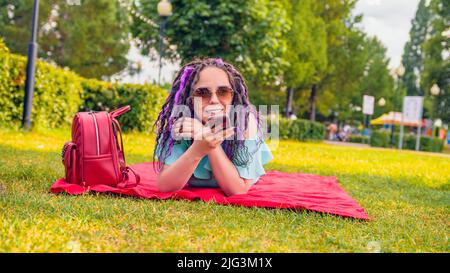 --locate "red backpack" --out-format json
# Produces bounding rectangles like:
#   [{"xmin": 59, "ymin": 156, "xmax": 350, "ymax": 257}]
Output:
[{"xmin": 61, "ymin": 105, "xmax": 140, "ymax": 188}]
